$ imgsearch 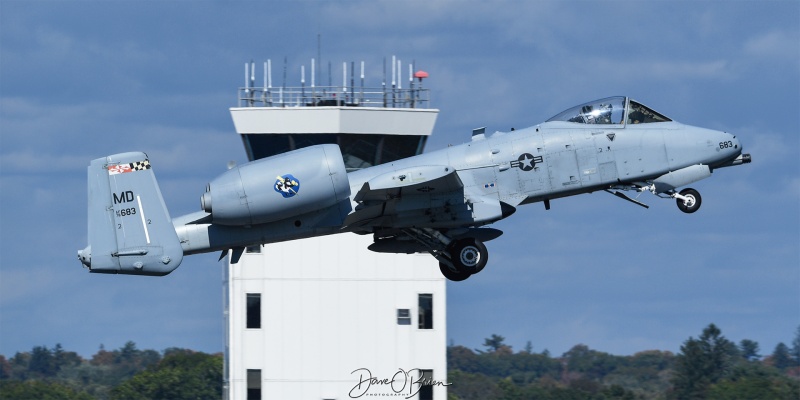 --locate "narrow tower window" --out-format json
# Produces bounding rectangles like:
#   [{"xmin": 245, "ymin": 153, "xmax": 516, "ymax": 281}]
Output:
[
  {"xmin": 418, "ymin": 293, "xmax": 433, "ymax": 329},
  {"xmin": 418, "ymin": 369, "xmax": 434, "ymax": 400},
  {"xmin": 246, "ymin": 293, "xmax": 261, "ymax": 329},
  {"xmin": 247, "ymin": 369, "xmax": 261, "ymax": 400}
]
